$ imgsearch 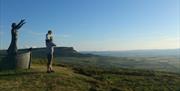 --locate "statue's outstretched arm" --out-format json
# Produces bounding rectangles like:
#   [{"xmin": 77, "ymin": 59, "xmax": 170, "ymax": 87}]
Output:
[{"xmin": 16, "ymin": 19, "xmax": 26, "ymax": 30}]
